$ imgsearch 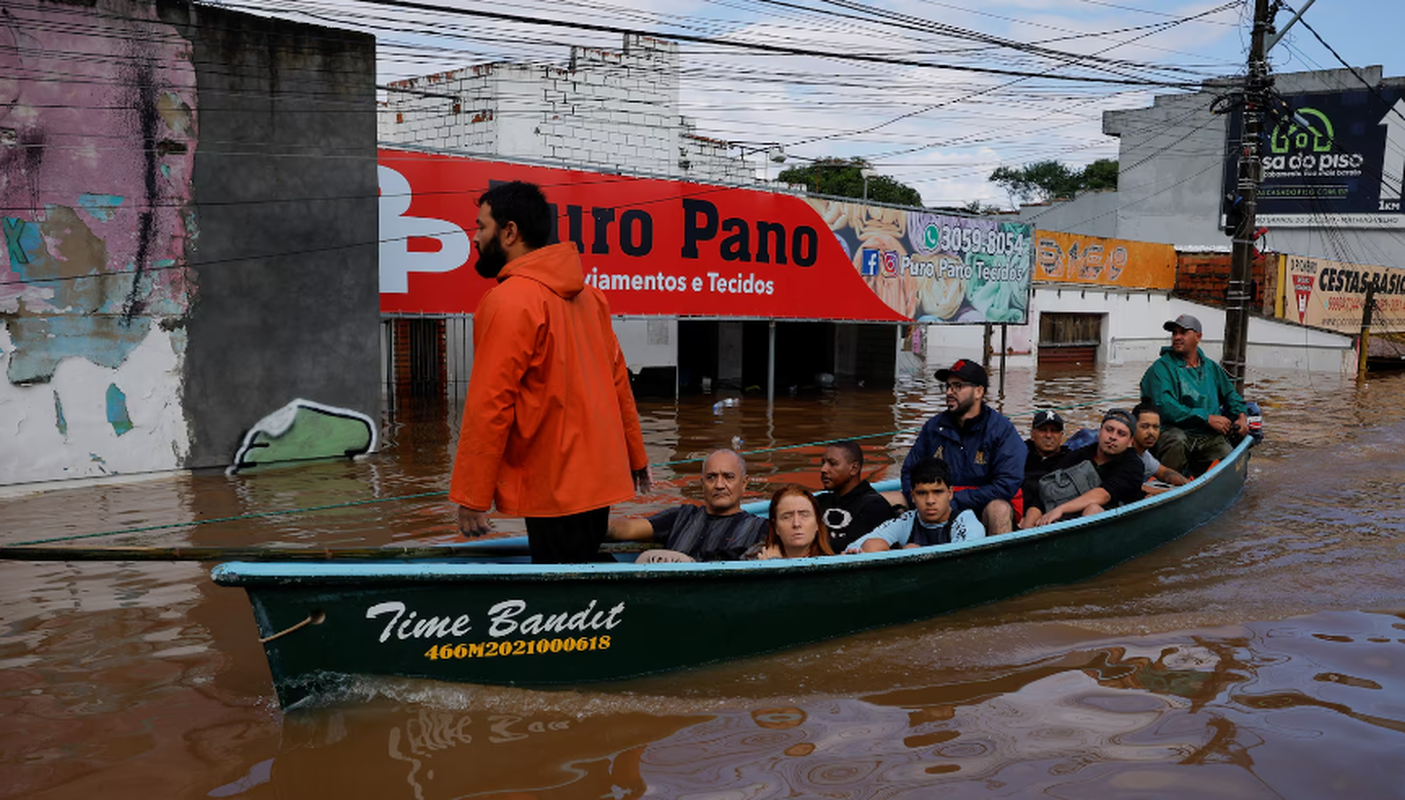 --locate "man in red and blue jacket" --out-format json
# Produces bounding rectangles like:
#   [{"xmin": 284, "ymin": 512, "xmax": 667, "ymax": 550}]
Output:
[{"xmin": 901, "ymin": 359, "xmax": 1026, "ymax": 535}]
